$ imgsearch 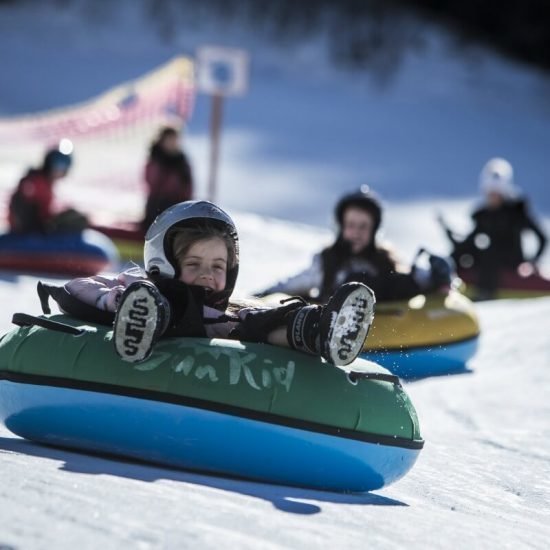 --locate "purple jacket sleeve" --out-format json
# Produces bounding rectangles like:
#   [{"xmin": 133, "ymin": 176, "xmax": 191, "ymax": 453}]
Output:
[{"xmin": 65, "ymin": 270, "xmax": 148, "ymax": 312}]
